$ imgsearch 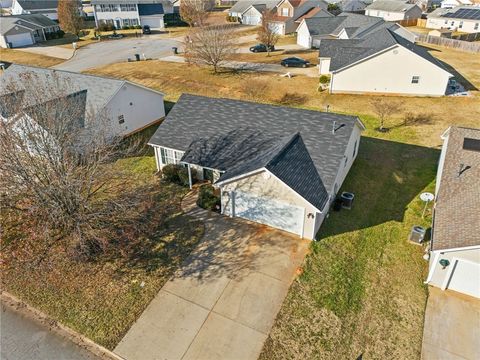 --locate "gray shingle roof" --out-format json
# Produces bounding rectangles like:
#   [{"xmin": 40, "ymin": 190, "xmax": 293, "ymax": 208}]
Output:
[
  {"xmin": 433, "ymin": 127, "xmax": 480, "ymax": 250},
  {"xmin": 229, "ymin": 0, "xmax": 280, "ymax": 14},
  {"xmin": 17, "ymin": 0, "xmax": 58, "ymax": 10},
  {"xmin": 91, "ymin": 0, "xmax": 172, "ymax": 5},
  {"xmin": 149, "ymin": 94, "xmax": 363, "ymax": 194},
  {"xmin": 365, "ymin": 0, "xmax": 418, "ymax": 12},
  {"xmin": 0, "ymin": 14, "xmax": 57, "ymax": 35}
]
